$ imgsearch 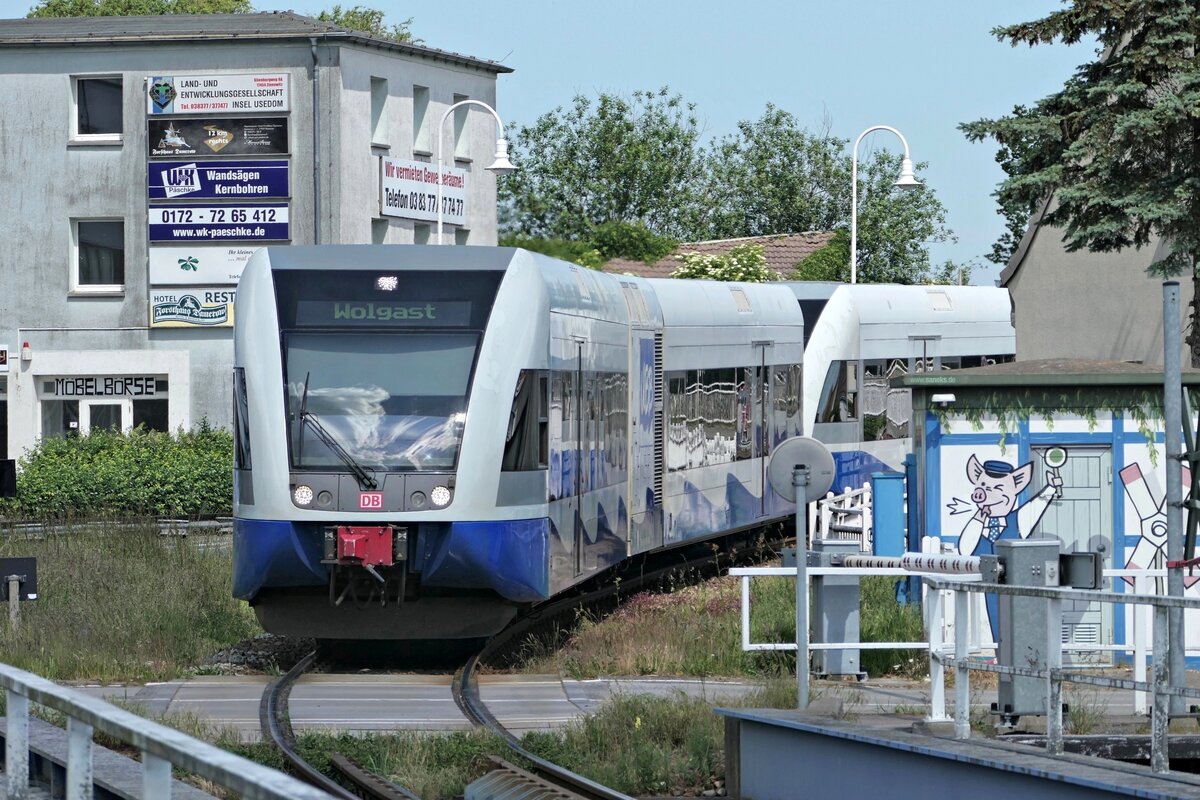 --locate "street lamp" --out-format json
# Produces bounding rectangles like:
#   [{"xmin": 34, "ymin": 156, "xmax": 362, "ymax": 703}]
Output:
[
  {"xmin": 436, "ymin": 99, "xmax": 516, "ymax": 245},
  {"xmin": 850, "ymin": 125, "xmax": 921, "ymax": 284}
]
